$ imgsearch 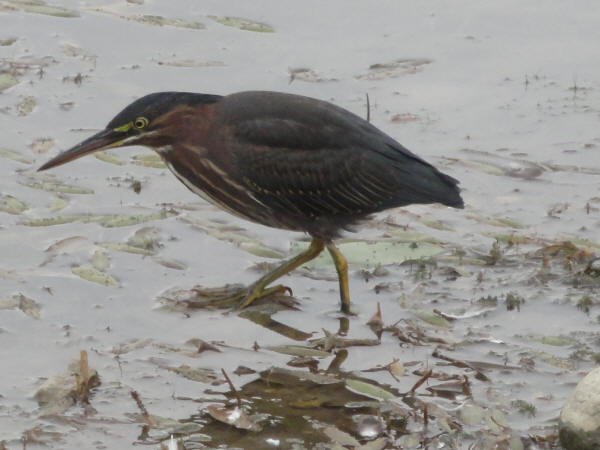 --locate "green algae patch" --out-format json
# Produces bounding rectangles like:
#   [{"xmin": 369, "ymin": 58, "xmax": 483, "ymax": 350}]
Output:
[
  {"xmin": 94, "ymin": 8, "xmax": 204, "ymax": 30},
  {"xmin": 24, "ymin": 216, "xmax": 79, "ymax": 227},
  {"xmin": 49, "ymin": 196, "xmax": 69, "ymax": 212},
  {"xmin": 209, "ymin": 16, "xmax": 274, "ymax": 32},
  {"xmin": 91, "ymin": 250, "xmax": 110, "ymax": 271},
  {"xmin": 20, "ymin": 179, "xmax": 94, "ymax": 194},
  {"xmin": 99, "ymin": 242, "xmax": 154, "ymax": 256},
  {"xmin": 98, "ymin": 211, "xmax": 177, "ymax": 227},
  {"xmin": 0, "ymin": 72, "xmax": 19, "ymax": 92},
  {"xmin": 0, "ymin": 148, "xmax": 32, "ymax": 164},
  {"xmin": 0, "ymin": 194, "xmax": 27, "ymax": 214},
  {"xmin": 182, "ymin": 217, "xmax": 286, "ymax": 259},
  {"xmin": 482, "ymin": 232, "xmax": 536, "ymax": 245},
  {"xmin": 535, "ymin": 335, "xmax": 578, "ymax": 347},
  {"xmin": 0, "ymin": 293, "xmax": 41, "ymax": 319},
  {"xmin": 238, "ymin": 241, "xmax": 286, "ymax": 259},
  {"xmin": 134, "ymin": 15, "xmax": 205, "ymax": 29},
  {"xmin": 126, "ymin": 226, "xmax": 162, "ymax": 252},
  {"xmin": 24, "ymin": 210, "xmax": 177, "ymax": 227},
  {"xmin": 4, "ymin": 0, "xmax": 80, "ymax": 17},
  {"xmin": 16, "ymin": 96, "xmax": 36, "ymax": 116},
  {"xmin": 534, "ymin": 350, "xmax": 576, "ymax": 370},
  {"xmin": 467, "ymin": 214, "xmax": 526, "ymax": 229},
  {"xmin": 418, "ymin": 217, "xmax": 455, "ymax": 231}
]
